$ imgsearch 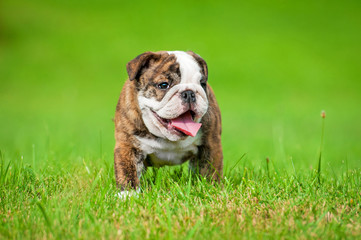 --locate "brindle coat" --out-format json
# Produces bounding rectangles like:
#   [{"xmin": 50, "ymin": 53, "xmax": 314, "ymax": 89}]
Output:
[{"xmin": 114, "ymin": 51, "xmax": 223, "ymax": 190}]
